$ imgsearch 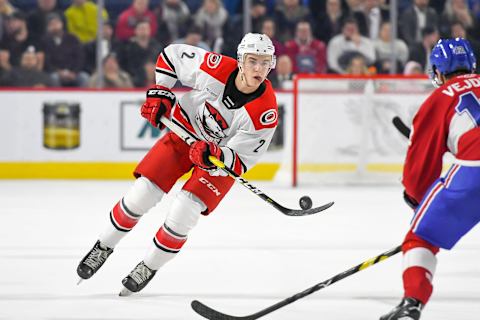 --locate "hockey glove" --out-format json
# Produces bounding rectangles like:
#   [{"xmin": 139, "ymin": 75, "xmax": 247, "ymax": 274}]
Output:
[
  {"xmin": 189, "ymin": 140, "xmax": 222, "ymax": 170},
  {"xmin": 403, "ymin": 190, "xmax": 419, "ymax": 210},
  {"xmin": 141, "ymin": 85, "xmax": 176, "ymax": 129}
]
